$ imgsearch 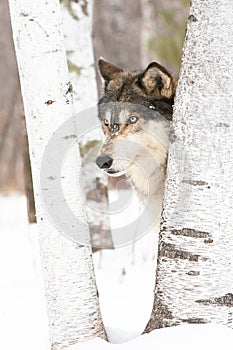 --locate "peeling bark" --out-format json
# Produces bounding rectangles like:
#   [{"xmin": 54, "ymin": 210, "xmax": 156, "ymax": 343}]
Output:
[
  {"xmin": 181, "ymin": 318, "xmax": 207, "ymax": 324},
  {"xmin": 159, "ymin": 241, "xmax": 201, "ymax": 262},
  {"xmin": 170, "ymin": 228, "xmax": 211, "ymax": 238},
  {"xmin": 145, "ymin": 0, "xmax": 233, "ymax": 332},
  {"xmin": 196, "ymin": 294, "xmax": 233, "ymax": 307}
]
